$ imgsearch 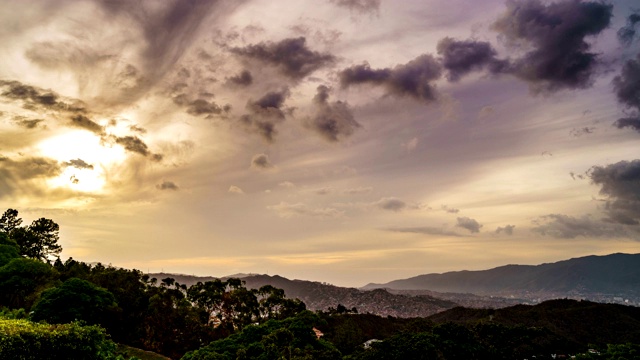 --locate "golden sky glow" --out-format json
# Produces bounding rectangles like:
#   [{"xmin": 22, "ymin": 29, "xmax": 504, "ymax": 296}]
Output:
[{"xmin": 1, "ymin": 0, "xmax": 640, "ymax": 286}]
